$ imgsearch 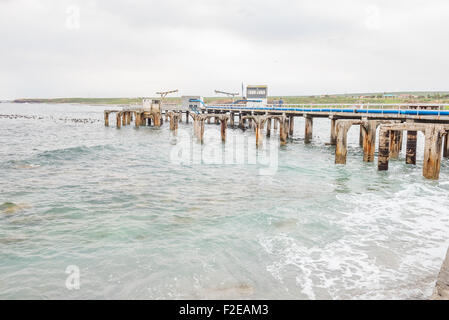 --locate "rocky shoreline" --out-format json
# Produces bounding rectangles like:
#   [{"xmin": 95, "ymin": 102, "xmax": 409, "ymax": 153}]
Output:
[{"xmin": 431, "ymin": 247, "xmax": 449, "ymax": 299}]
